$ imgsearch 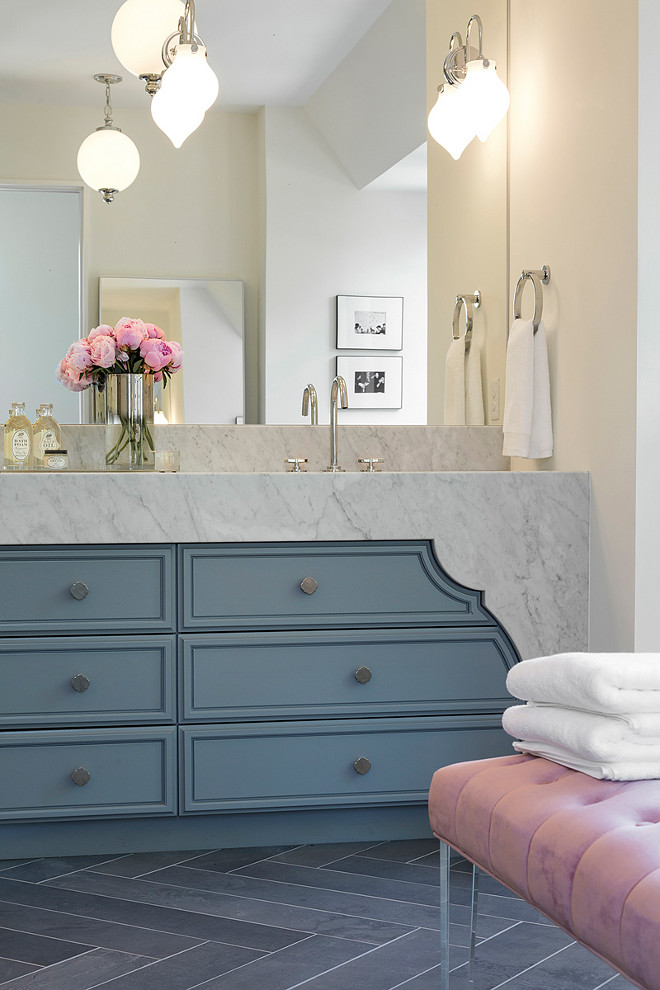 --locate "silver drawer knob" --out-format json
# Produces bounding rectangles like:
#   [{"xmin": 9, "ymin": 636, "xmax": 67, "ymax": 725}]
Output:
[
  {"xmin": 353, "ymin": 757, "xmax": 372, "ymax": 775},
  {"xmin": 71, "ymin": 673, "xmax": 91, "ymax": 693},
  {"xmin": 71, "ymin": 767, "xmax": 91, "ymax": 786},
  {"xmin": 69, "ymin": 581, "xmax": 89, "ymax": 601},
  {"xmin": 300, "ymin": 576, "xmax": 319, "ymax": 595},
  {"xmin": 355, "ymin": 666, "xmax": 373, "ymax": 684}
]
